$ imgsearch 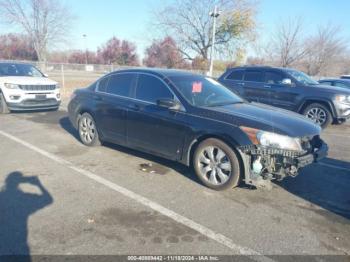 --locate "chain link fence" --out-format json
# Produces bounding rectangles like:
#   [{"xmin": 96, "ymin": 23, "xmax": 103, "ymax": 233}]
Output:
[
  {"xmin": 2, "ymin": 59, "xmax": 226, "ymax": 97},
  {"xmin": 26, "ymin": 61, "xmax": 220, "ymax": 98},
  {"xmin": 34, "ymin": 62, "xmax": 139, "ymax": 97}
]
